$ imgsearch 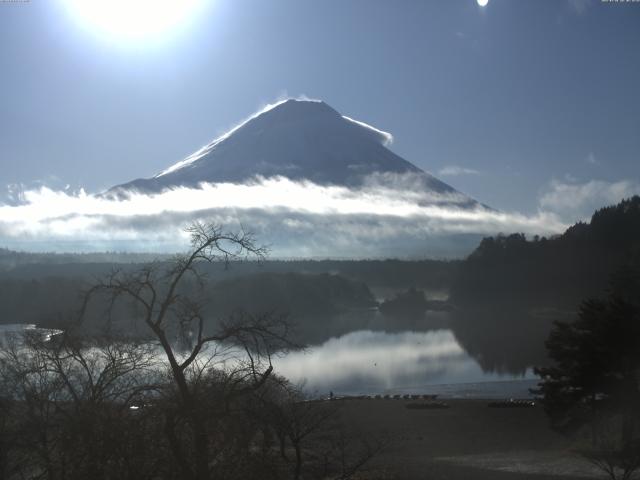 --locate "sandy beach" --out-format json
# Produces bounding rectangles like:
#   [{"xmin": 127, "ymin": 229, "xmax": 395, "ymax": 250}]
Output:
[{"xmin": 338, "ymin": 399, "xmax": 604, "ymax": 480}]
